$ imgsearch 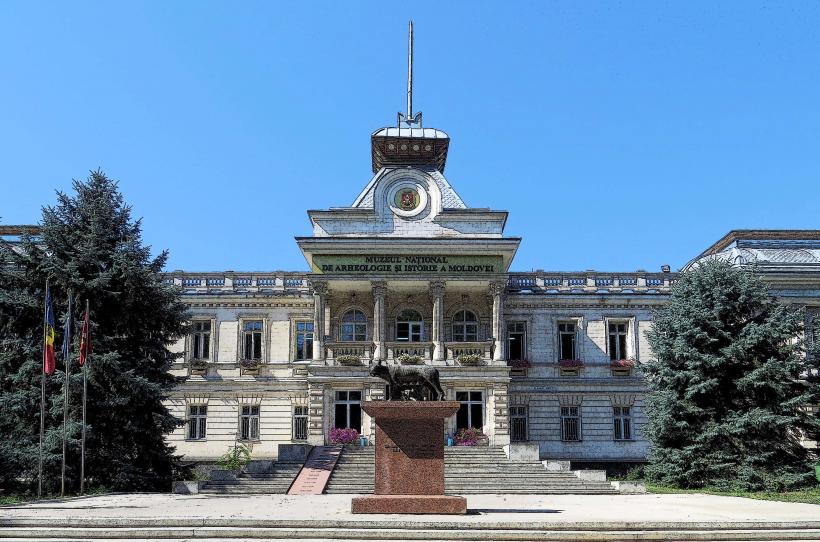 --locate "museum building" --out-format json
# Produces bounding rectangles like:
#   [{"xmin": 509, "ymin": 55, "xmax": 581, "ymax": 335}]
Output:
[{"xmin": 161, "ymin": 103, "xmax": 820, "ymax": 466}]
